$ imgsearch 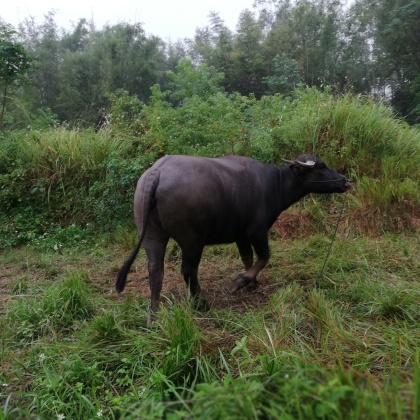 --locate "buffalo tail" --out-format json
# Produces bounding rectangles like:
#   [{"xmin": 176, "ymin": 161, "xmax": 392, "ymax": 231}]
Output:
[
  {"xmin": 115, "ymin": 168, "xmax": 161, "ymax": 293},
  {"xmin": 115, "ymin": 239, "xmax": 143, "ymax": 293}
]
